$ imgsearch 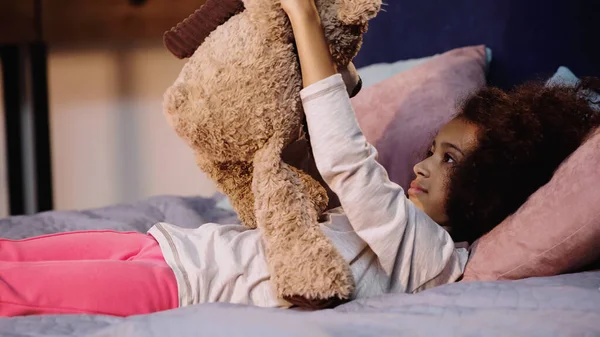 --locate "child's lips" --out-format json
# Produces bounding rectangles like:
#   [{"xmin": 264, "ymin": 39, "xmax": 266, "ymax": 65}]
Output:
[{"xmin": 408, "ymin": 181, "xmax": 428, "ymax": 196}]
